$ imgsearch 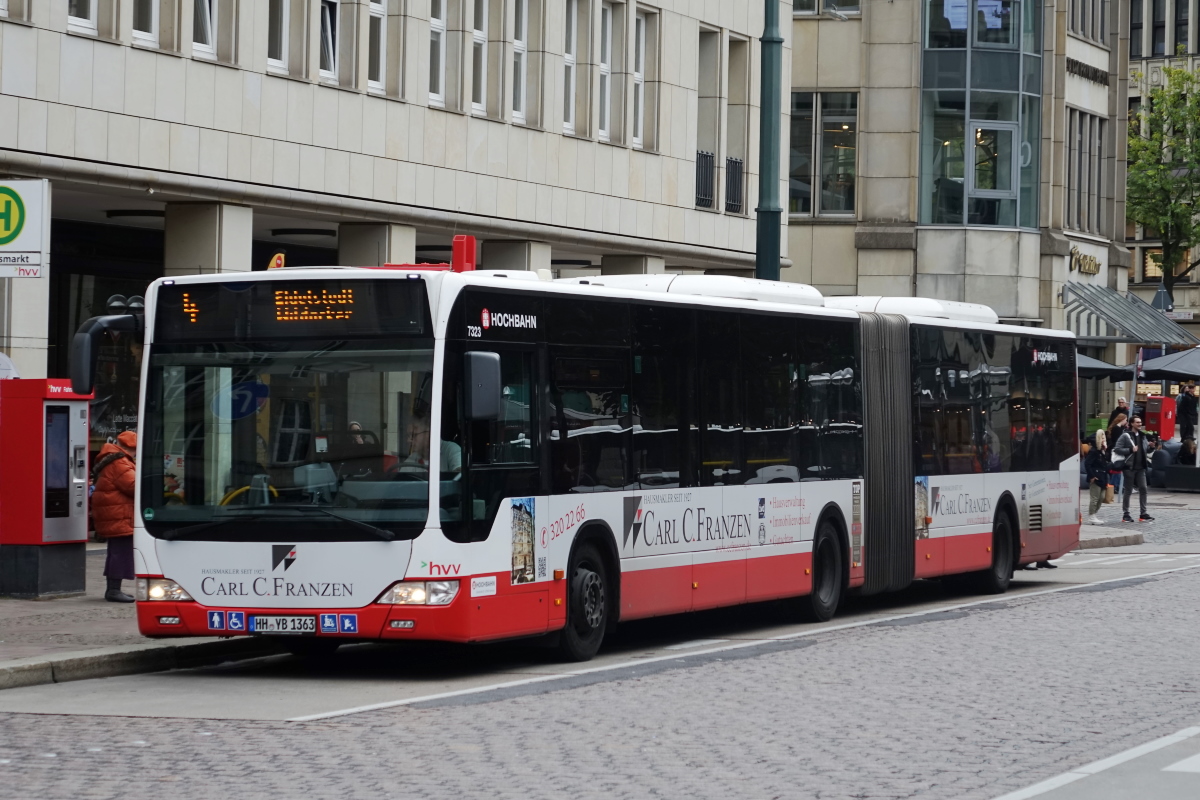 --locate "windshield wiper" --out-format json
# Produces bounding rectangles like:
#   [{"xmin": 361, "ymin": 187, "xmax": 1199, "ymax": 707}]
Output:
[
  {"xmin": 158, "ymin": 513, "xmax": 265, "ymax": 541},
  {"xmin": 275, "ymin": 506, "xmax": 396, "ymax": 542}
]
